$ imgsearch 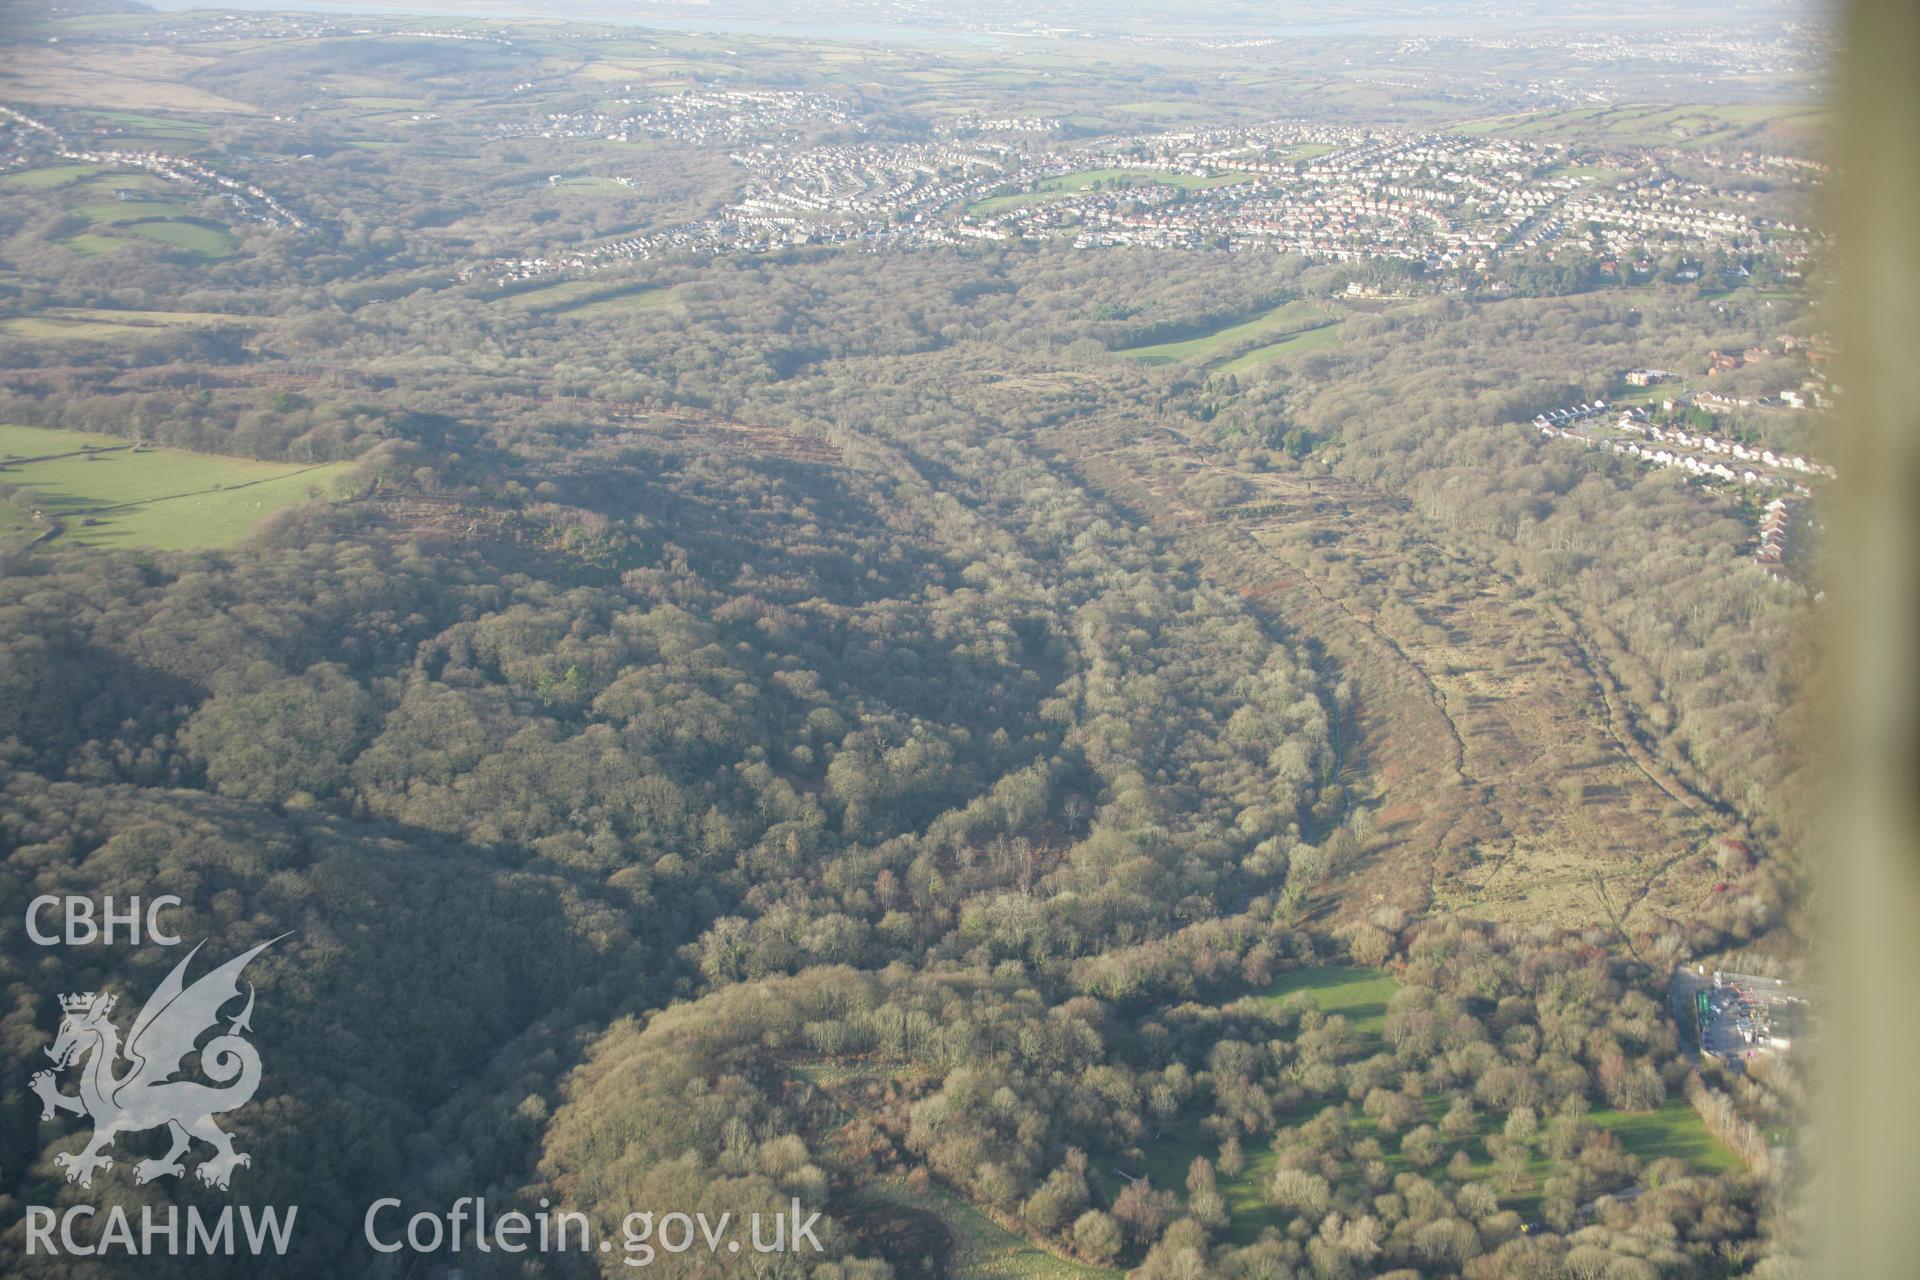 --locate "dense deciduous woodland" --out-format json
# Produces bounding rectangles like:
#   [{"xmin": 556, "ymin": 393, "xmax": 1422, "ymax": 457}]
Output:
[
  {"xmin": 0, "ymin": 6, "xmax": 1822, "ymax": 1278},
  {"xmin": 0, "ymin": 249, "xmax": 1814, "ymax": 1277}
]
